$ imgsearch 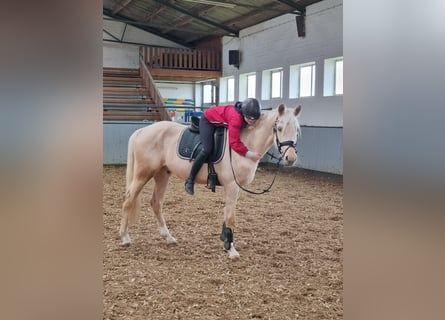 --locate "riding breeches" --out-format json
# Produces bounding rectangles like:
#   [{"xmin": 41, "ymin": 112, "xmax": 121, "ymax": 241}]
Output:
[{"xmin": 199, "ymin": 115, "xmax": 218, "ymax": 155}]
